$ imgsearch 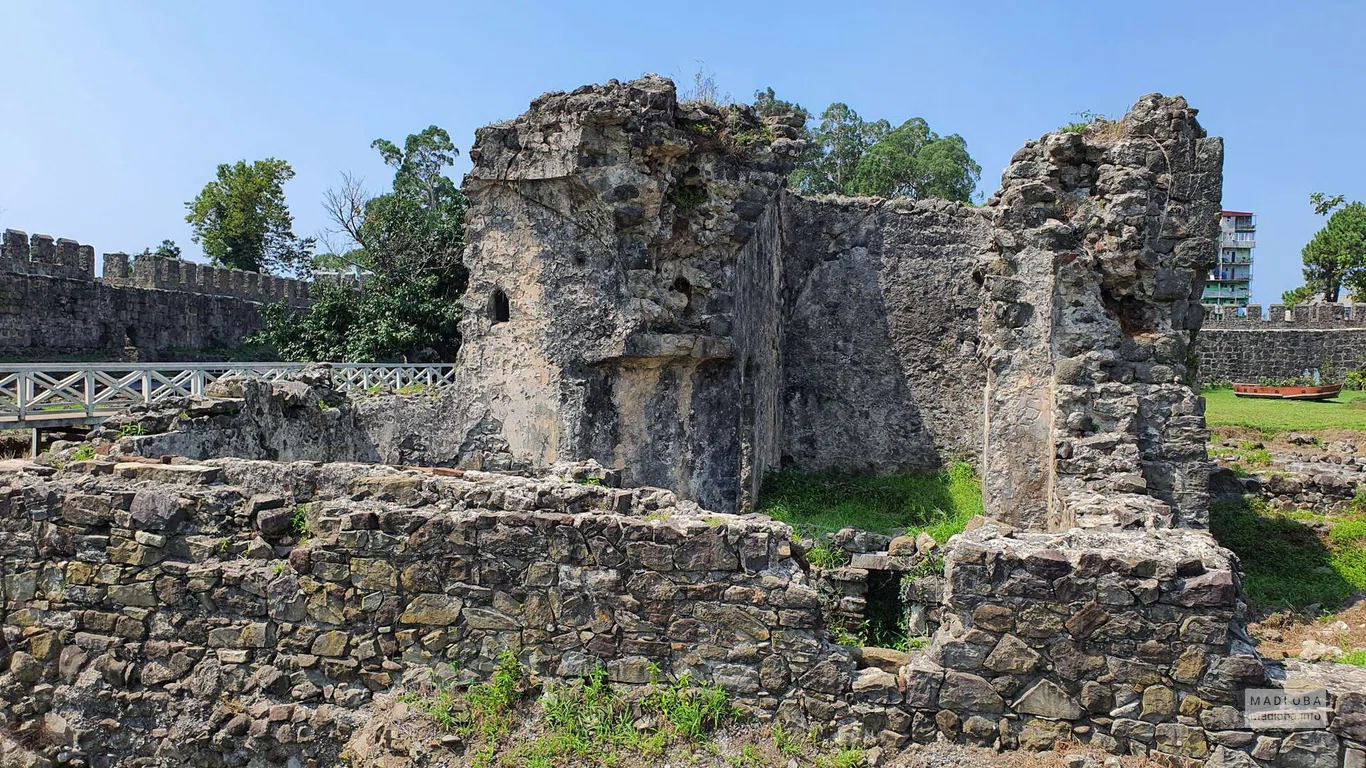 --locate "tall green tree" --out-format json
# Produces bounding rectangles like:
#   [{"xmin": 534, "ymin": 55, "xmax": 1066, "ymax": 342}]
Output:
[
  {"xmin": 1300, "ymin": 193, "xmax": 1366, "ymax": 303},
  {"xmin": 780, "ymin": 100, "xmax": 978, "ymax": 202},
  {"xmin": 849, "ymin": 118, "xmax": 981, "ymax": 201},
  {"xmin": 185, "ymin": 158, "xmax": 313, "ymax": 274},
  {"xmin": 254, "ymin": 127, "xmax": 468, "ymax": 362}
]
